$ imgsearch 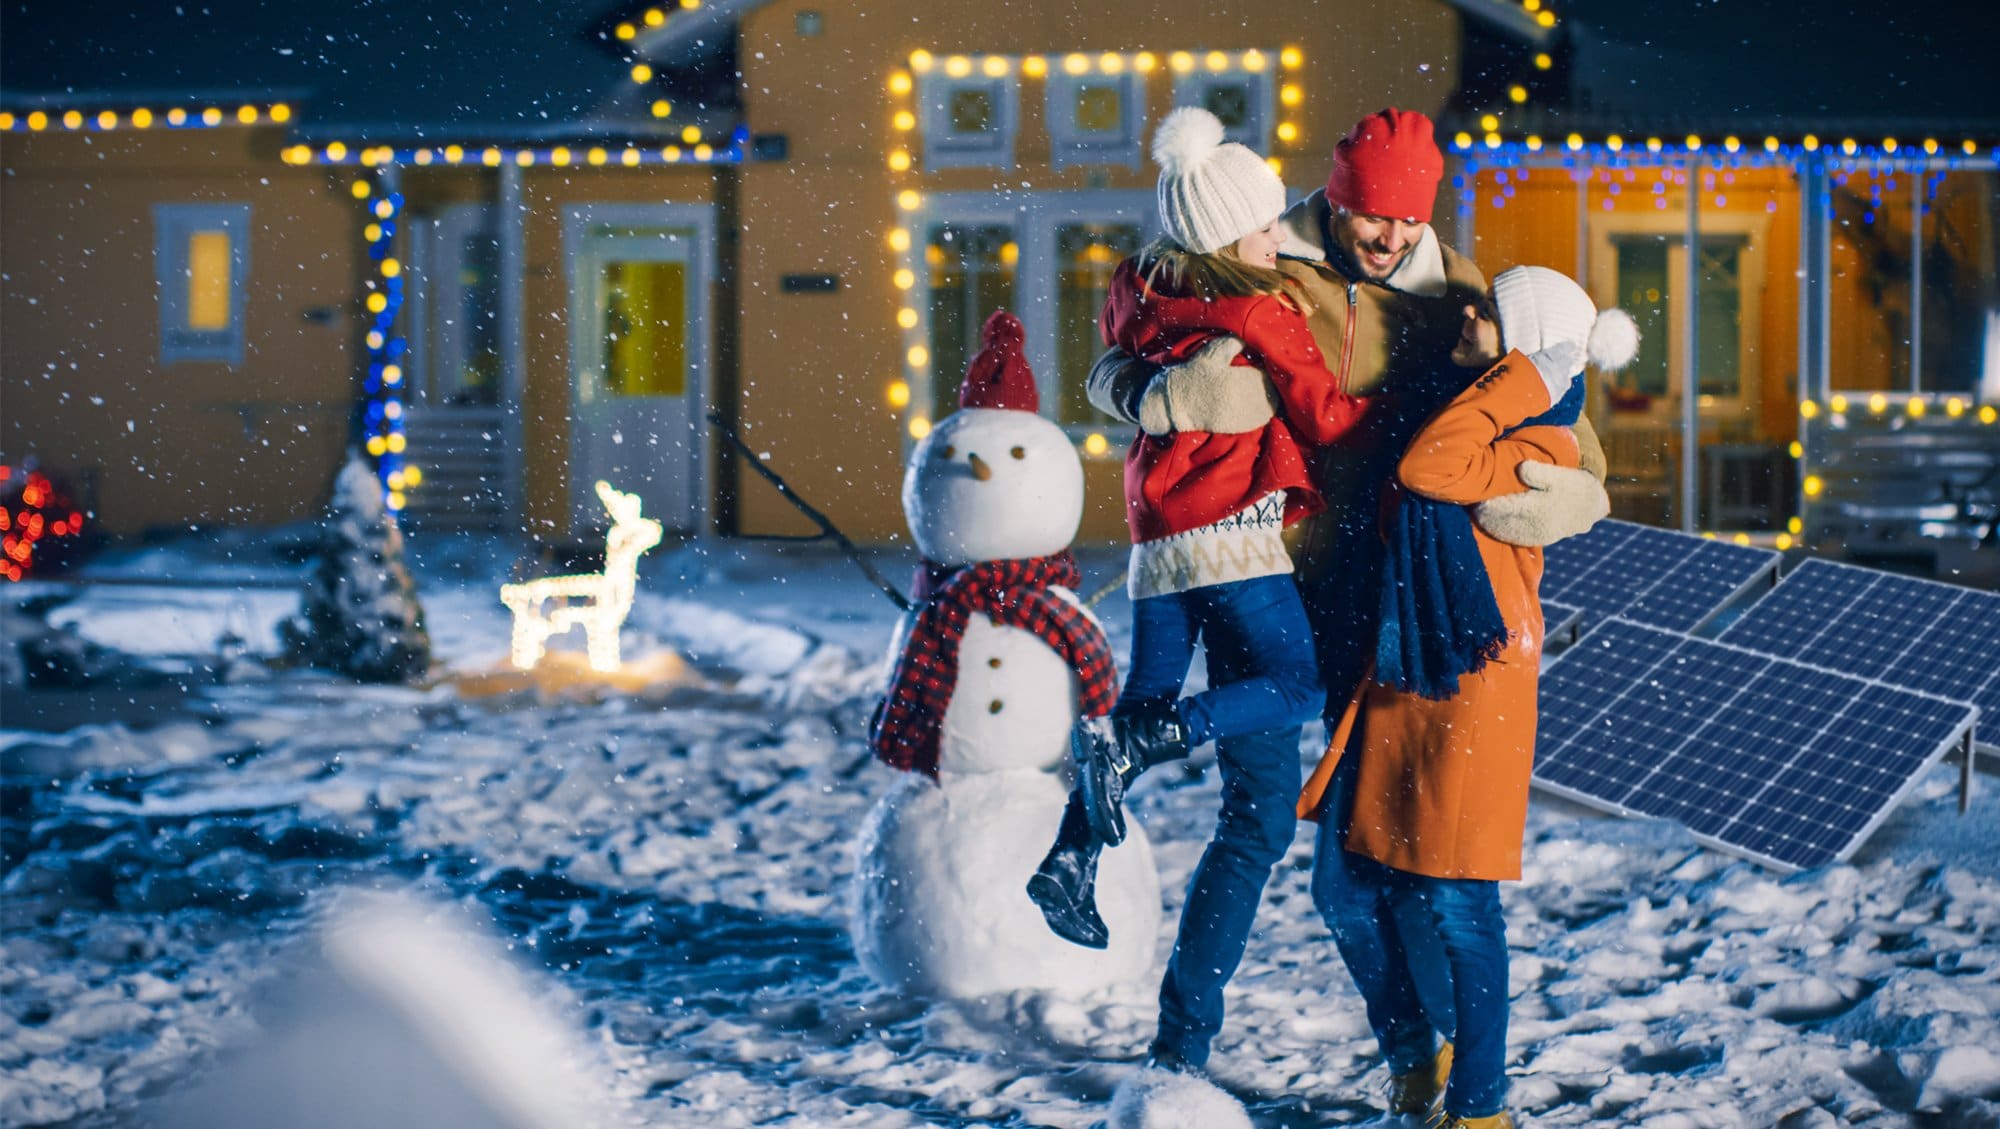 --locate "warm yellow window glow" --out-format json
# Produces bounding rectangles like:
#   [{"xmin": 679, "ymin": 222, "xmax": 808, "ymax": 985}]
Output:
[{"xmin": 186, "ymin": 231, "xmax": 232, "ymax": 331}]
